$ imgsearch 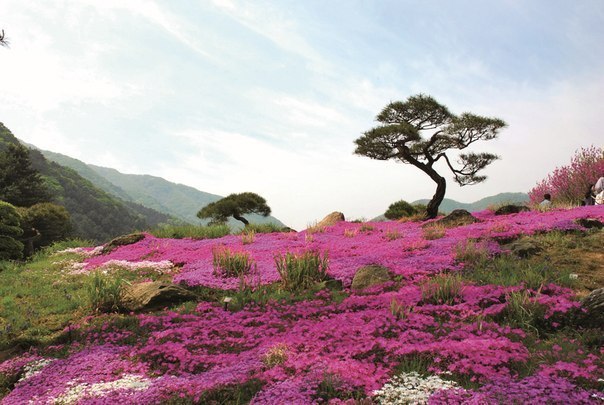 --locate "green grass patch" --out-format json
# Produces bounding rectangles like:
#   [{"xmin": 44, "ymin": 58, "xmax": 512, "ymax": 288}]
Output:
[
  {"xmin": 149, "ymin": 224, "xmax": 230, "ymax": 240},
  {"xmin": 238, "ymin": 222, "xmax": 284, "ymax": 234},
  {"xmin": 421, "ymin": 273, "xmax": 464, "ymax": 305},
  {"xmin": 212, "ymin": 247, "xmax": 255, "ymax": 278}
]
